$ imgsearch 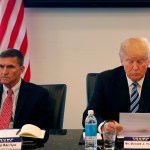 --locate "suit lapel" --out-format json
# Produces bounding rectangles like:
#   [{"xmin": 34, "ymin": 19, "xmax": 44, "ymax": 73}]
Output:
[
  {"xmin": 14, "ymin": 80, "xmax": 29, "ymax": 122},
  {"xmin": 116, "ymin": 67, "xmax": 130, "ymax": 110}
]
